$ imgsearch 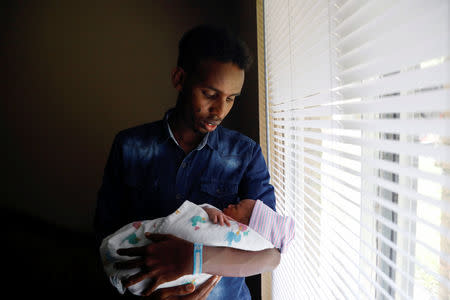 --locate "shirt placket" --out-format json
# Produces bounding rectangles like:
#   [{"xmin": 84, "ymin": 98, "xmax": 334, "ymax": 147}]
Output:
[{"xmin": 174, "ymin": 150, "xmax": 195, "ymax": 202}]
